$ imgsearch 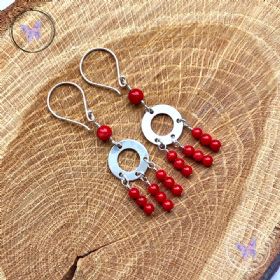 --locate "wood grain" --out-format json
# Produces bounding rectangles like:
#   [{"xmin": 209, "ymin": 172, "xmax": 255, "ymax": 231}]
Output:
[{"xmin": 1, "ymin": 1, "xmax": 280, "ymax": 279}]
